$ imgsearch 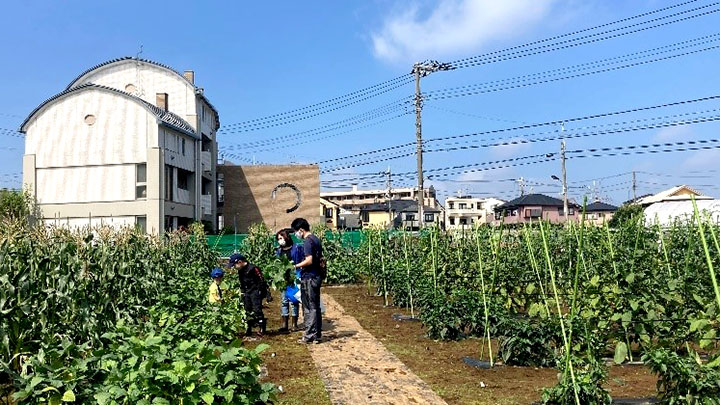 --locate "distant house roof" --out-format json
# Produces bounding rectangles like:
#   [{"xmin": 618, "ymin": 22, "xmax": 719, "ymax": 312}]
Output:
[
  {"xmin": 585, "ymin": 201, "xmax": 618, "ymax": 212},
  {"xmin": 635, "ymin": 185, "xmax": 712, "ymax": 206},
  {"xmin": 495, "ymin": 193, "xmax": 579, "ymax": 211},
  {"xmin": 360, "ymin": 200, "xmax": 441, "ymax": 214},
  {"xmin": 65, "ymin": 57, "xmax": 219, "ymax": 130},
  {"xmin": 20, "ymin": 83, "xmax": 197, "ymax": 137}
]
